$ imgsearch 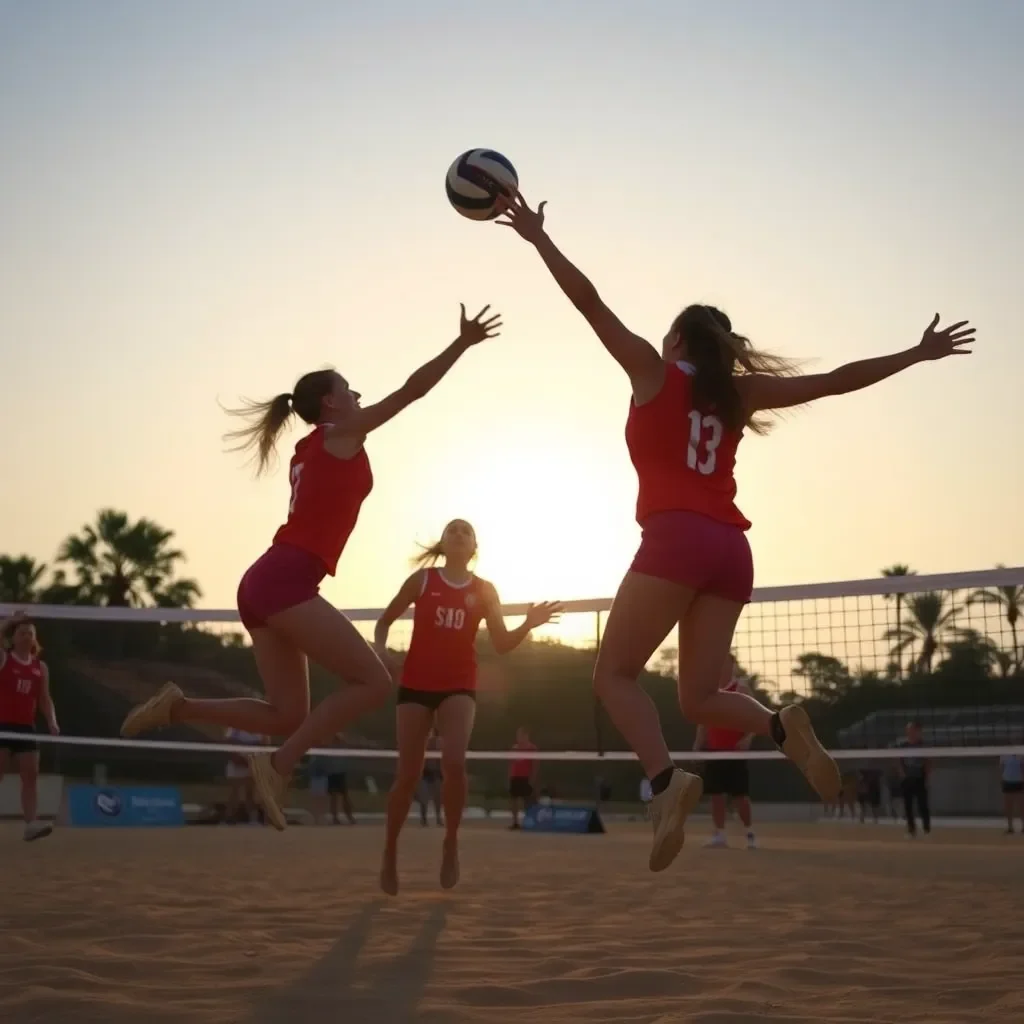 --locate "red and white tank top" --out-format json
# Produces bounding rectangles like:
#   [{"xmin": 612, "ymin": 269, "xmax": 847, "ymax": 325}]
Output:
[
  {"xmin": 704, "ymin": 678, "xmax": 747, "ymax": 751},
  {"xmin": 0, "ymin": 652, "xmax": 43, "ymax": 726},
  {"xmin": 401, "ymin": 568, "xmax": 488, "ymax": 692},
  {"xmin": 625, "ymin": 361, "xmax": 749, "ymax": 530},
  {"xmin": 273, "ymin": 425, "xmax": 373, "ymax": 575}
]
